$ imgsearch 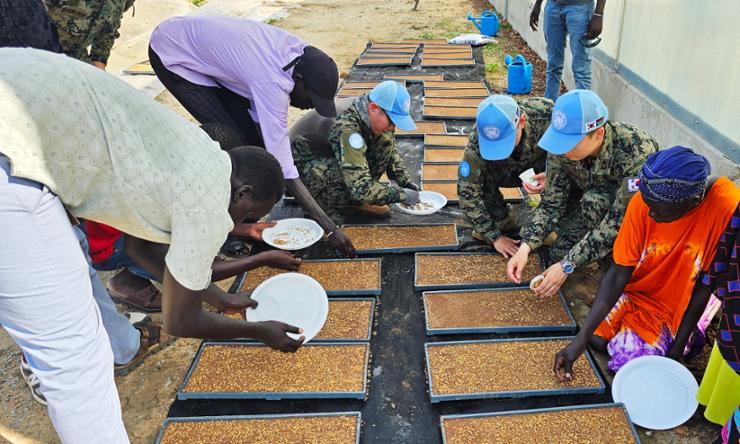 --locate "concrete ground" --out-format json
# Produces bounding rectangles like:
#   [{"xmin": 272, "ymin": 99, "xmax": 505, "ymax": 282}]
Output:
[{"xmin": 0, "ymin": 0, "xmax": 722, "ymax": 442}]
